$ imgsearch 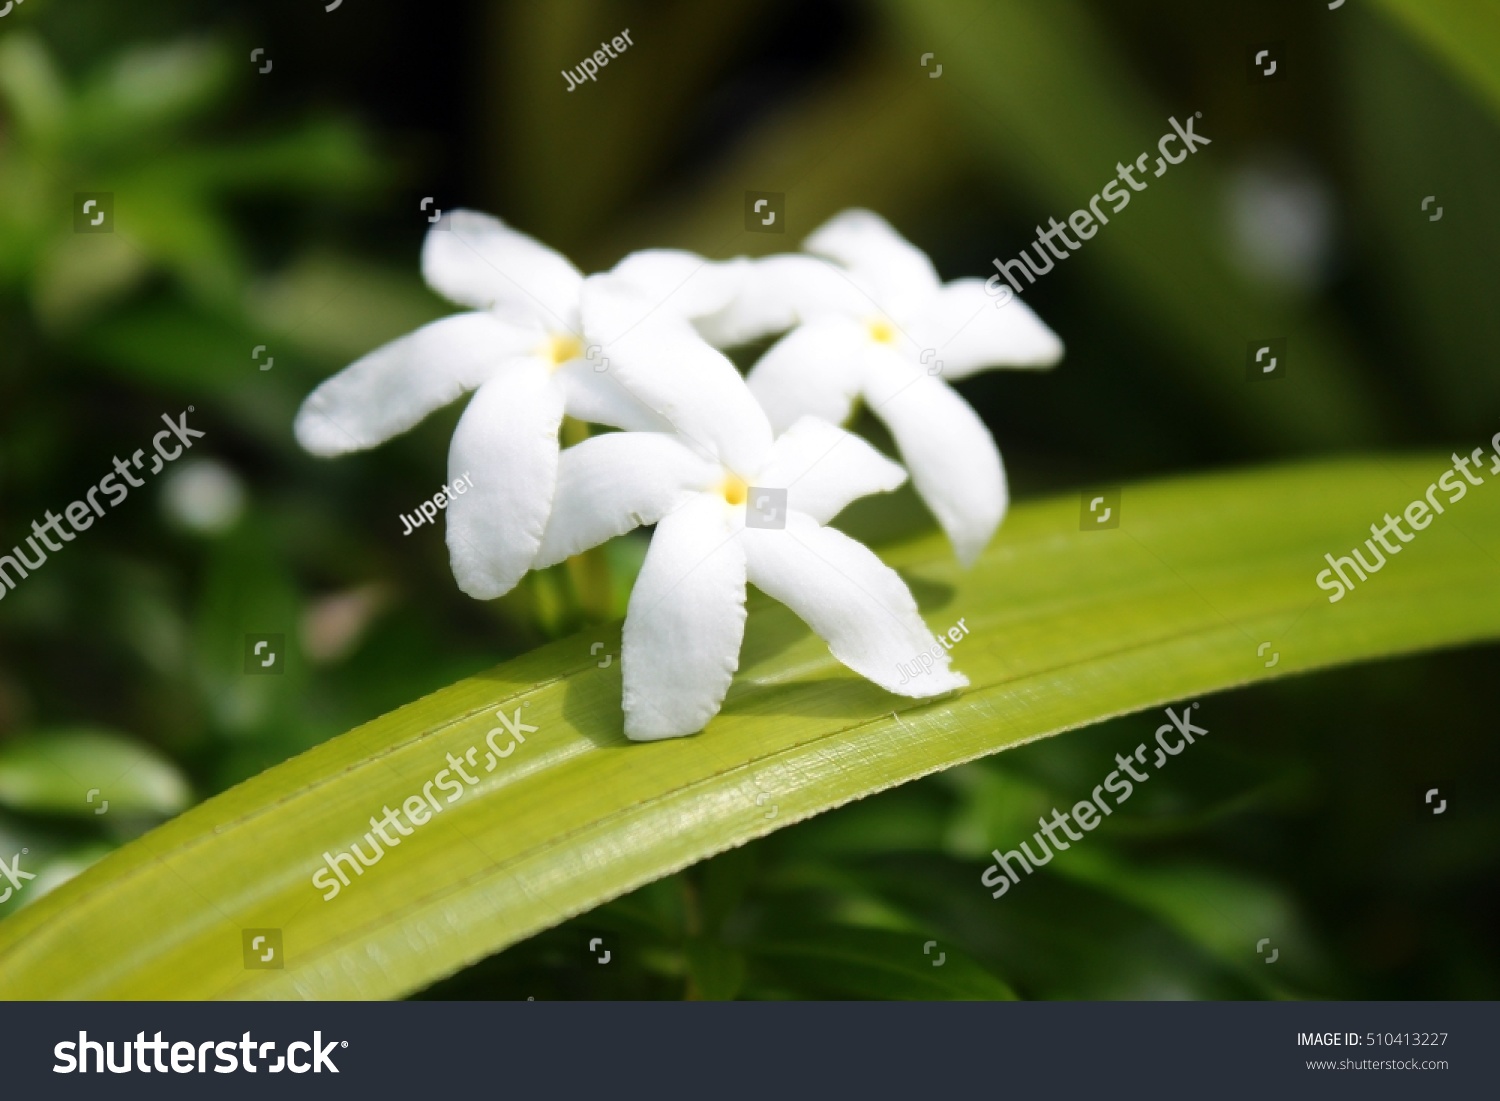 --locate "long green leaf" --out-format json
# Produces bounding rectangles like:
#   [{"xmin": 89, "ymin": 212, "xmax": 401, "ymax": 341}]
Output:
[
  {"xmin": 2, "ymin": 456, "xmax": 1498, "ymax": 999},
  {"xmin": 0, "ymin": 728, "xmax": 190, "ymax": 818}
]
